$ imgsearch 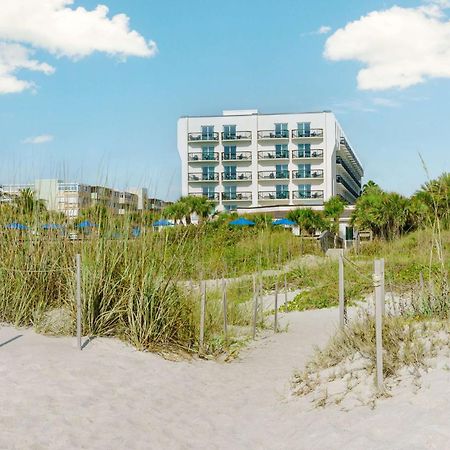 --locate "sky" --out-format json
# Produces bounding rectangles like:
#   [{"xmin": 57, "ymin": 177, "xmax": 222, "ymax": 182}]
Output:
[{"xmin": 0, "ymin": 0, "xmax": 449, "ymax": 200}]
